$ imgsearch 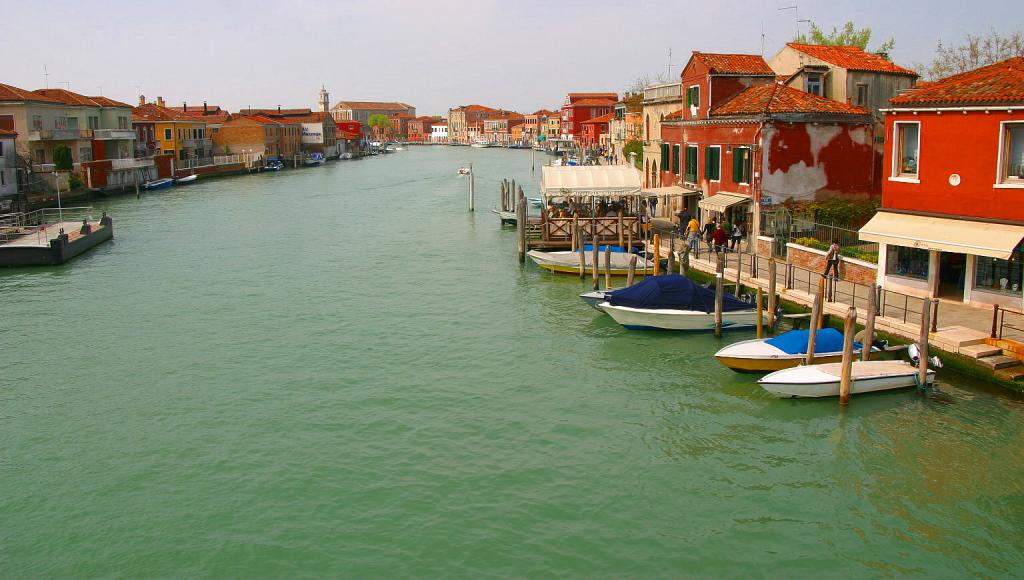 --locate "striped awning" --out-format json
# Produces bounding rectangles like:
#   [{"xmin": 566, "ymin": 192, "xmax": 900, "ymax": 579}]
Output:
[{"xmin": 698, "ymin": 192, "xmax": 751, "ymax": 213}]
